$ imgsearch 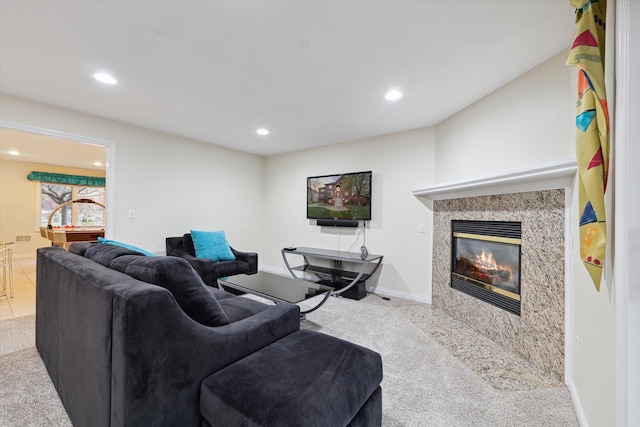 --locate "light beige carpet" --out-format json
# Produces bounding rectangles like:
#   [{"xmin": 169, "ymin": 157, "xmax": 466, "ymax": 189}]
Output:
[
  {"xmin": 1, "ymin": 295, "xmax": 579, "ymax": 426},
  {"xmin": 0, "ymin": 315, "xmax": 72, "ymax": 426},
  {"xmin": 299, "ymin": 294, "xmax": 578, "ymax": 426}
]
